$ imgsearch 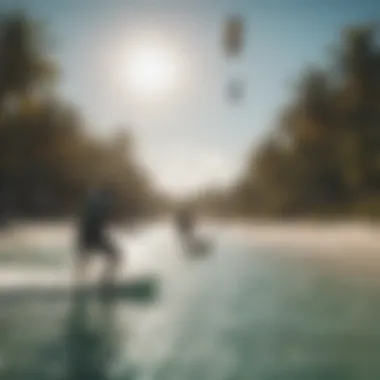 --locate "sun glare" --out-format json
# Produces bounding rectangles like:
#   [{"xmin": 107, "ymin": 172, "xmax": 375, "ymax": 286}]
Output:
[{"xmin": 125, "ymin": 42, "xmax": 181, "ymax": 100}]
